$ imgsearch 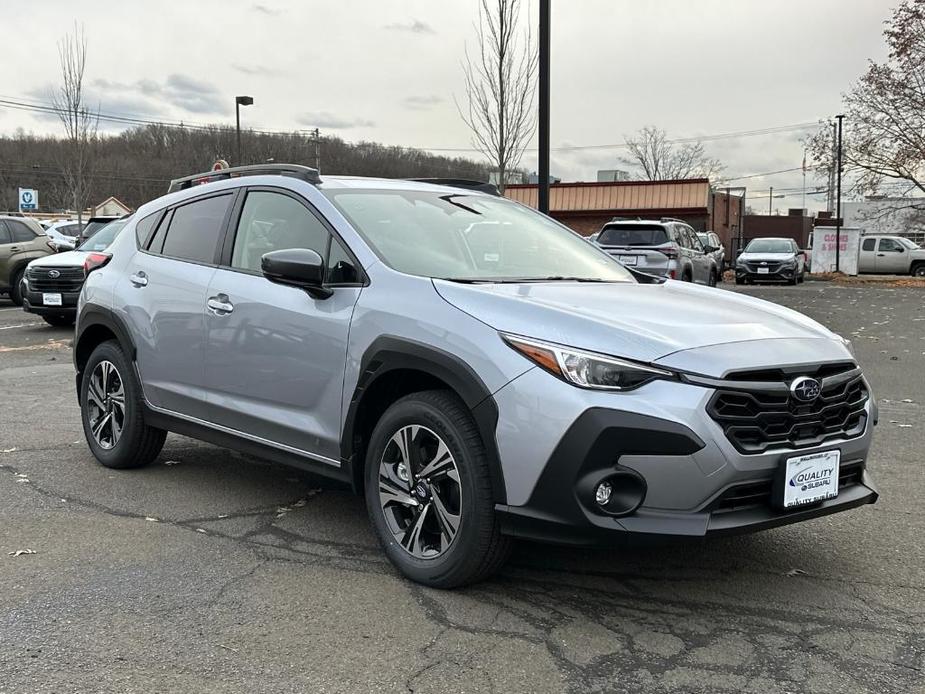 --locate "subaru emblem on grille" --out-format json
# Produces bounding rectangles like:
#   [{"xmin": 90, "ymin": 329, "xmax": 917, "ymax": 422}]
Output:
[
  {"xmin": 48, "ymin": 269, "xmax": 60, "ymax": 279},
  {"xmin": 790, "ymin": 376, "xmax": 821, "ymax": 402}
]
